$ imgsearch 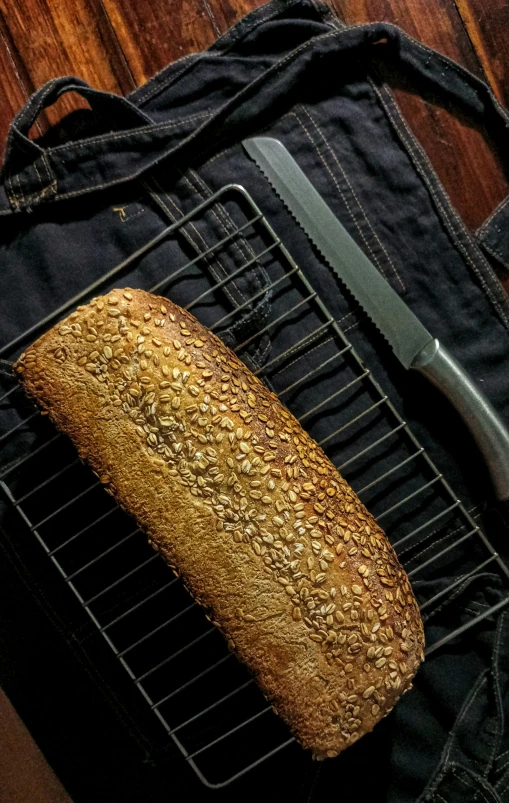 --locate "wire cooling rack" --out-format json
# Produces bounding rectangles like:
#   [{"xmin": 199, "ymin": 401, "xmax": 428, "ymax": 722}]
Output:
[{"xmin": 1, "ymin": 184, "xmax": 509, "ymax": 788}]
